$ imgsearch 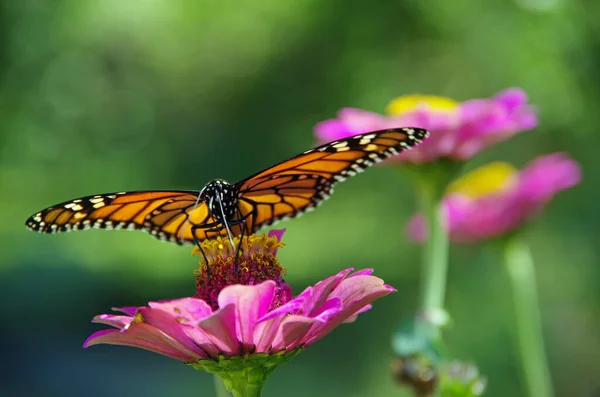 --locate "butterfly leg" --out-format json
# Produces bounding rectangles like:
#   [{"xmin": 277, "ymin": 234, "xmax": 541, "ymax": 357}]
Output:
[
  {"xmin": 233, "ymin": 216, "xmax": 250, "ymax": 266},
  {"xmin": 212, "ymin": 194, "xmax": 250, "ymax": 270},
  {"xmin": 191, "ymin": 220, "xmax": 223, "ymax": 277},
  {"xmin": 214, "ymin": 196, "xmax": 238, "ymax": 252},
  {"xmin": 191, "ymin": 218, "xmax": 247, "ymax": 275}
]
